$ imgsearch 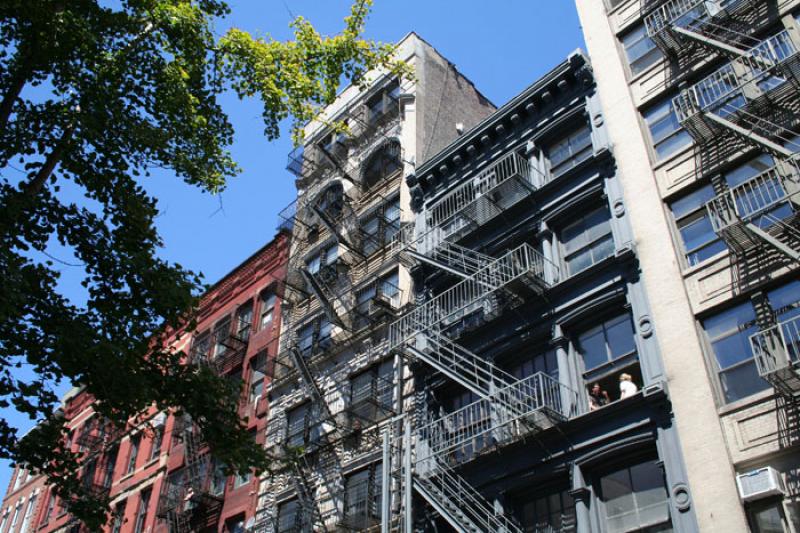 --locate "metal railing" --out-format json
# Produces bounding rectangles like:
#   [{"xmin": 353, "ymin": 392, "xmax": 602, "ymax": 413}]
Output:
[
  {"xmin": 427, "ymin": 151, "xmax": 538, "ymax": 239},
  {"xmin": 750, "ymin": 315, "xmax": 800, "ymax": 380},
  {"xmin": 389, "ymin": 243, "xmax": 553, "ymax": 351},
  {"xmin": 707, "ymin": 161, "xmax": 800, "ymax": 232},
  {"xmin": 673, "ymin": 30, "xmax": 799, "ymax": 123},
  {"xmin": 644, "ymin": 0, "xmax": 747, "ymax": 38},
  {"xmin": 416, "ymin": 372, "xmax": 577, "ymax": 462}
]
